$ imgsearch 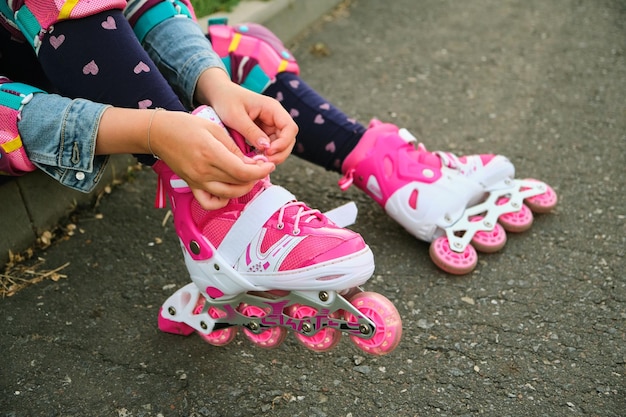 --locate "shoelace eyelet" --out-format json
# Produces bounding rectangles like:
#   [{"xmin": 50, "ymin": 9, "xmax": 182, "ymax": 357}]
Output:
[{"xmin": 276, "ymin": 223, "xmax": 284, "ymax": 230}]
